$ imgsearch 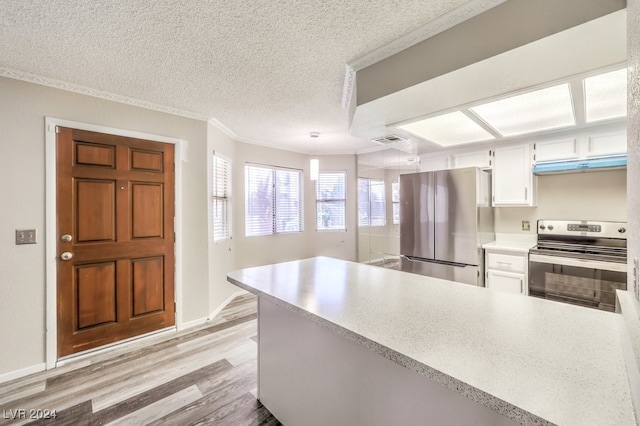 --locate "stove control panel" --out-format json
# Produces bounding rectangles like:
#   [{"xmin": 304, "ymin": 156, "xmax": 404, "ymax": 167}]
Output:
[
  {"xmin": 537, "ymin": 220, "xmax": 627, "ymax": 239},
  {"xmin": 567, "ymin": 224, "xmax": 601, "ymax": 232}
]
